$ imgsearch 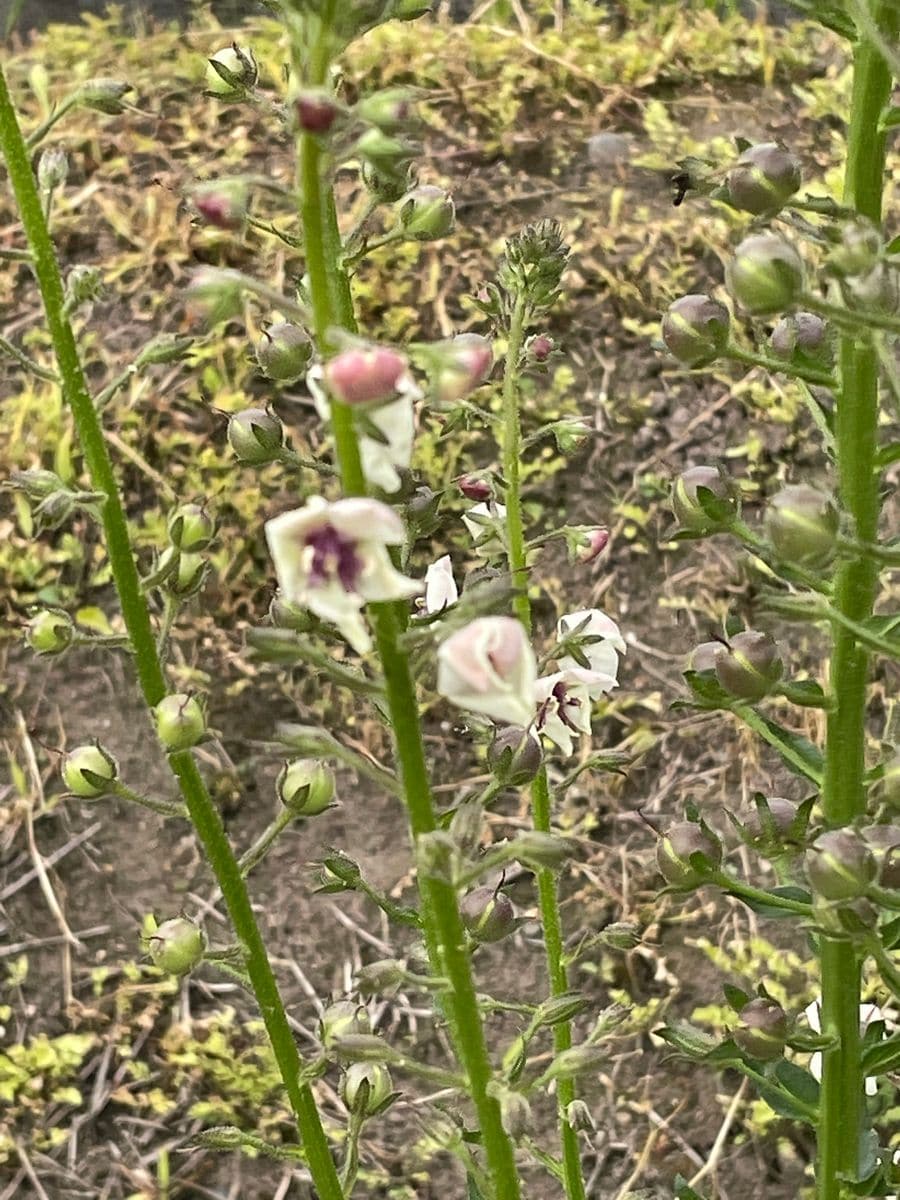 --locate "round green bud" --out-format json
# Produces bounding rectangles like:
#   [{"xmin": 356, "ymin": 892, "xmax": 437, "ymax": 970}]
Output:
[
  {"xmin": 661, "ymin": 294, "xmax": 730, "ymax": 367},
  {"xmin": 361, "ymin": 159, "xmax": 411, "ymax": 203},
  {"xmin": 206, "ymin": 44, "xmax": 257, "ymax": 97},
  {"xmin": 726, "ymin": 234, "xmax": 804, "ymax": 315},
  {"xmin": 167, "ymin": 503, "xmax": 215, "ymax": 552},
  {"xmin": 355, "ymin": 128, "xmax": 414, "ymax": 179},
  {"xmin": 396, "ymin": 185, "xmax": 455, "ymax": 241},
  {"xmin": 861, "ymin": 824, "xmax": 900, "ymax": 889},
  {"xmin": 154, "ymin": 693, "xmax": 206, "ymax": 752},
  {"xmin": 487, "ymin": 726, "xmax": 543, "ymax": 786},
  {"xmin": 770, "ymin": 311, "xmax": 828, "ymax": 359},
  {"xmin": 277, "ymin": 759, "xmax": 335, "ymax": 816},
  {"xmin": 26, "ymin": 608, "xmax": 74, "ymax": 655},
  {"xmin": 726, "ymin": 142, "xmax": 801, "ymax": 215},
  {"xmin": 255, "ymin": 322, "xmax": 313, "ymax": 384},
  {"xmin": 656, "ymin": 821, "xmax": 722, "ymax": 887},
  {"xmin": 715, "ymin": 630, "xmax": 783, "ymax": 702},
  {"xmin": 459, "ymin": 887, "xmax": 515, "ymax": 943},
  {"xmin": 227, "ymin": 407, "xmax": 285, "ymax": 464},
  {"xmin": 340, "ymin": 1062, "xmax": 394, "ymax": 1117},
  {"xmin": 320, "ymin": 1001, "xmax": 372, "ymax": 1050},
  {"xmin": 742, "ymin": 796, "xmax": 800, "ymax": 851},
  {"xmin": 765, "ymin": 485, "xmax": 838, "ymax": 567},
  {"xmin": 733, "ymin": 997, "xmax": 788, "ymax": 1061},
  {"xmin": 805, "ymin": 829, "xmax": 876, "ymax": 901},
  {"xmin": 148, "ymin": 917, "xmax": 205, "ymax": 975},
  {"xmin": 671, "ymin": 465, "xmax": 738, "ymax": 532},
  {"xmin": 62, "ymin": 743, "xmax": 118, "ymax": 797}
]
